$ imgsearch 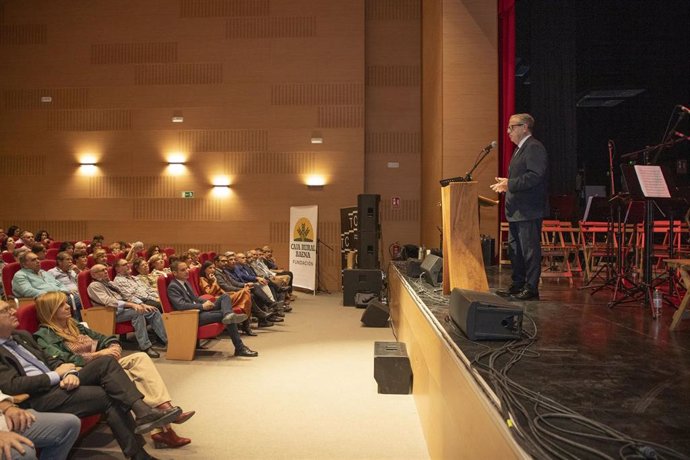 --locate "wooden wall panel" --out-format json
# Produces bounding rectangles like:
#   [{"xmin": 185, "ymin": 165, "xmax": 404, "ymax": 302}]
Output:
[
  {"xmin": 365, "ymin": 0, "xmax": 421, "ymax": 264},
  {"xmin": 179, "ymin": 130, "xmax": 267, "ymax": 152},
  {"xmin": 271, "ymin": 83, "xmax": 363, "ymax": 106},
  {"xmin": 365, "ymin": 0, "xmax": 421, "ymax": 20},
  {"xmin": 0, "ymin": 24, "xmax": 46, "ymax": 45},
  {"xmin": 91, "ymin": 42, "xmax": 178, "ymax": 65},
  {"xmin": 3, "ymin": 88, "xmax": 88, "ymax": 110},
  {"xmin": 180, "ymin": 0, "xmax": 270, "ymax": 18},
  {"xmin": 46, "ymin": 110, "xmax": 132, "ymax": 131},
  {"xmin": 225, "ymin": 17, "xmax": 316, "ymax": 39},
  {"xmin": 0, "ymin": 1, "xmax": 365, "ymax": 293},
  {"xmin": 134, "ymin": 63, "xmax": 223, "ymax": 85}
]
